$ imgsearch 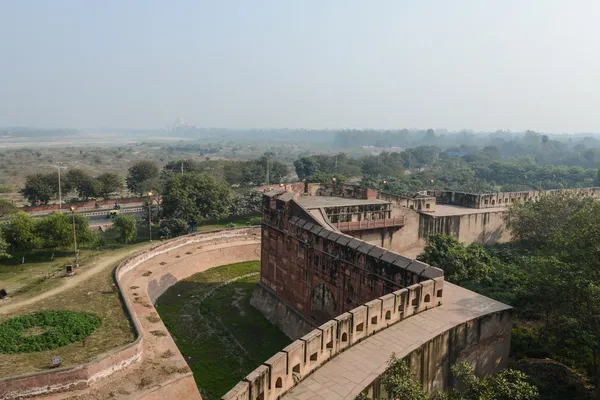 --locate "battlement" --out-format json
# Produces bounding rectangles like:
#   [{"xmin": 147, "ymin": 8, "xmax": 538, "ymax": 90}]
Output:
[{"xmin": 222, "ymin": 274, "xmax": 443, "ymax": 400}]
